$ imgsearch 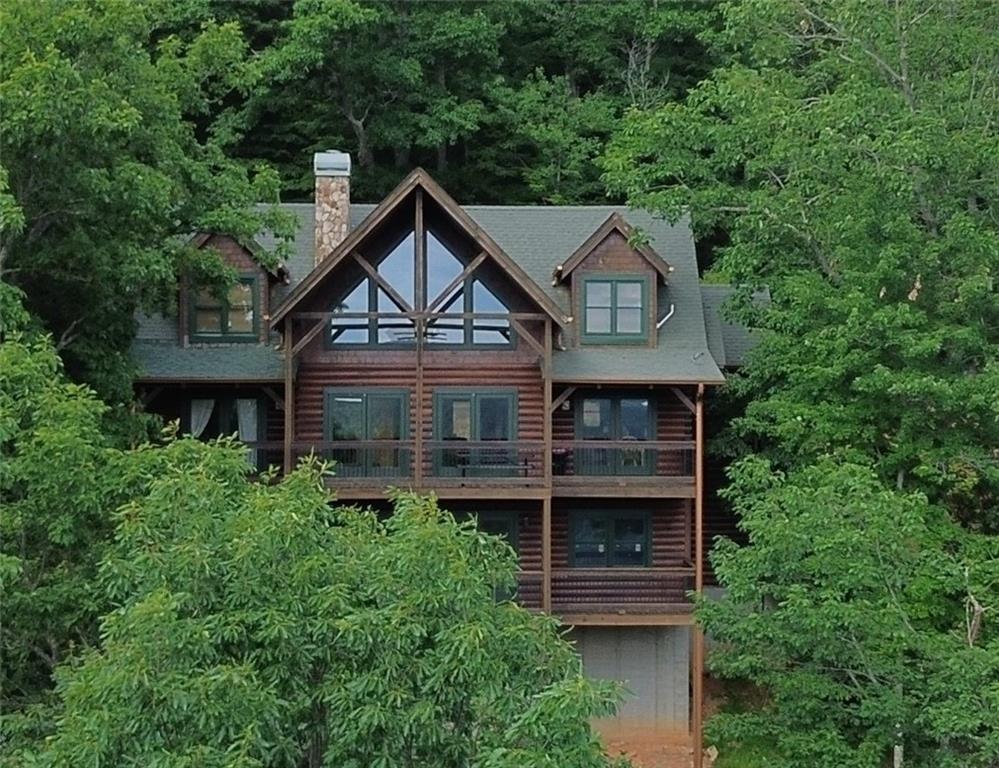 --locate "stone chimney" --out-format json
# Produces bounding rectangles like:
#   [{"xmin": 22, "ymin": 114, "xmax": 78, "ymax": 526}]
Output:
[{"xmin": 313, "ymin": 150, "xmax": 351, "ymax": 265}]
